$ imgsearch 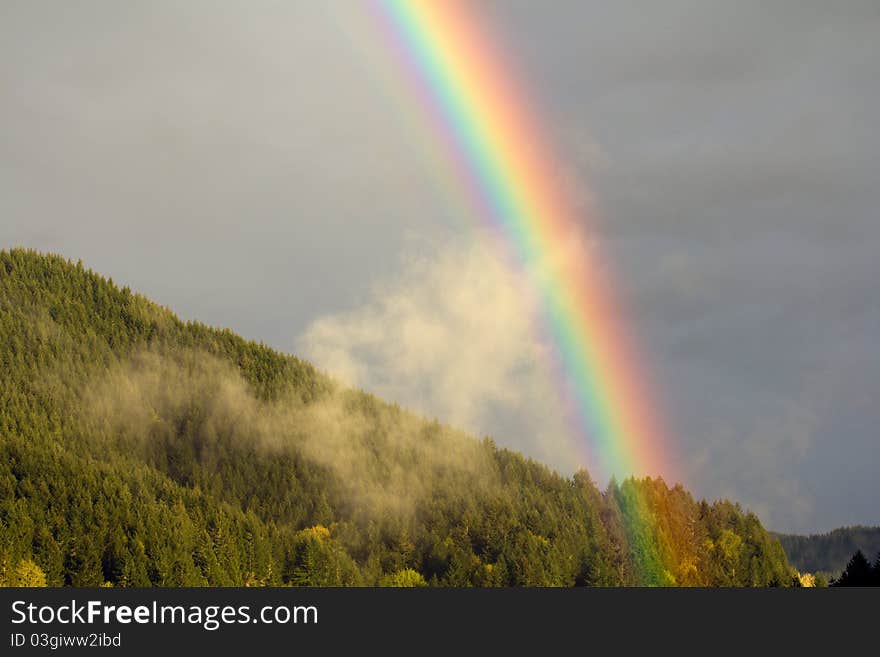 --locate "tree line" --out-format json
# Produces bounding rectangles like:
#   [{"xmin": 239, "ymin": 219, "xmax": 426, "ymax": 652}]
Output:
[
  {"xmin": 775, "ymin": 526, "xmax": 880, "ymax": 580},
  {"xmin": 830, "ymin": 550, "xmax": 880, "ymax": 587},
  {"xmin": 0, "ymin": 249, "xmax": 800, "ymax": 587}
]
